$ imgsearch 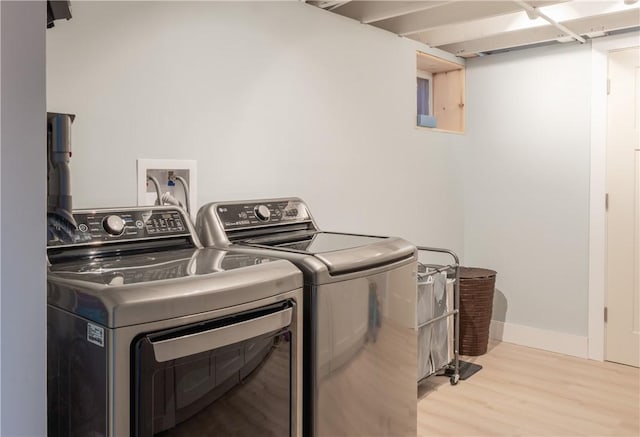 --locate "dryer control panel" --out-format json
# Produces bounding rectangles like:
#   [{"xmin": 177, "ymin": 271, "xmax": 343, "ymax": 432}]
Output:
[{"xmin": 215, "ymin": 198, "xmax": 313, "ymax": 231}]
